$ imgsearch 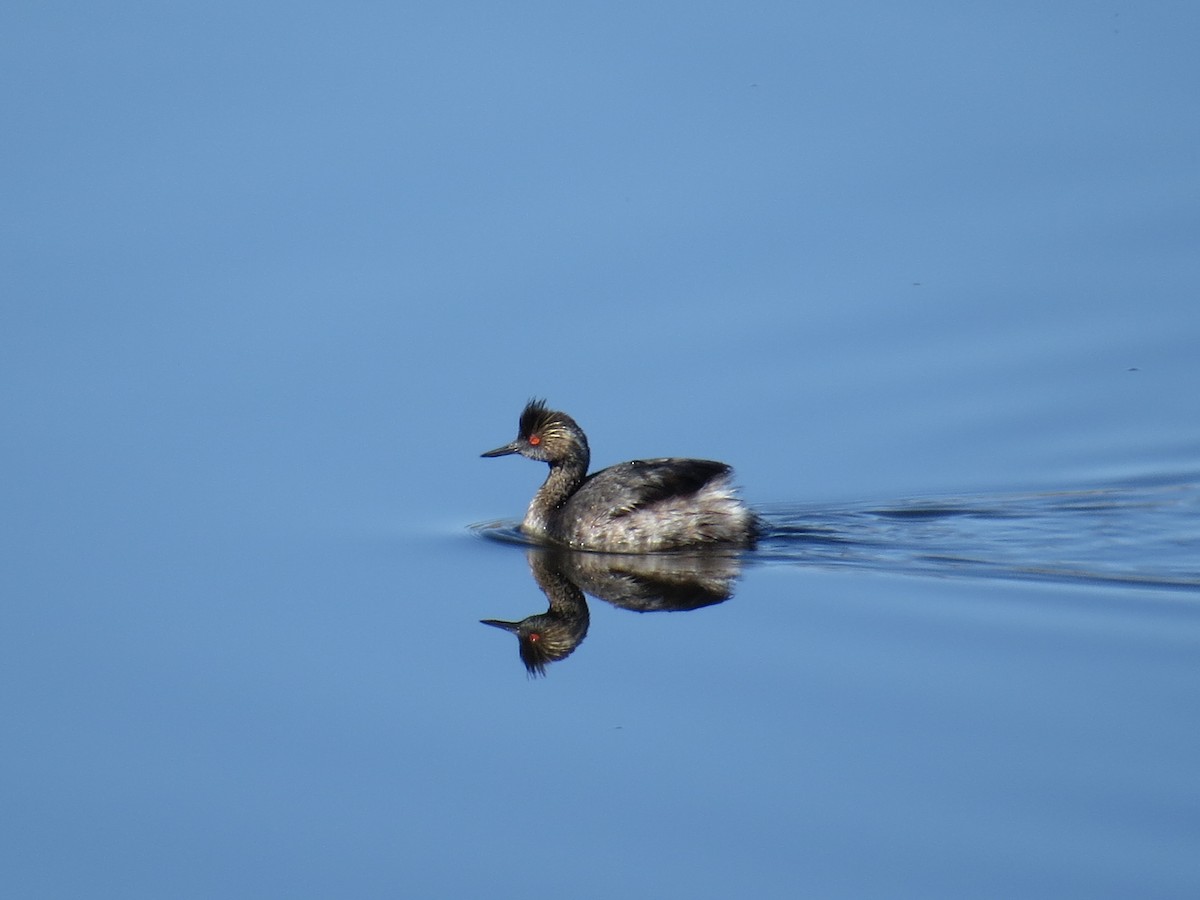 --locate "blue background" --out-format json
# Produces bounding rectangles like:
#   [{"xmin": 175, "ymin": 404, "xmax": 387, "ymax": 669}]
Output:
[{"xmin": 3, "ymin": 3, "xmax": 1199, "ymax": 897}]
